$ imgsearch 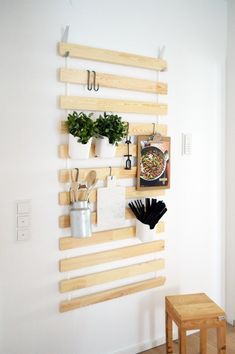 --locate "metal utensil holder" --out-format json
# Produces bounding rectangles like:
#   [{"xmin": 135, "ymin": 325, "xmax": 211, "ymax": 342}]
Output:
[{"xmin": 70, "ymin": 201, "xmax": 92, "ymax": 238}]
